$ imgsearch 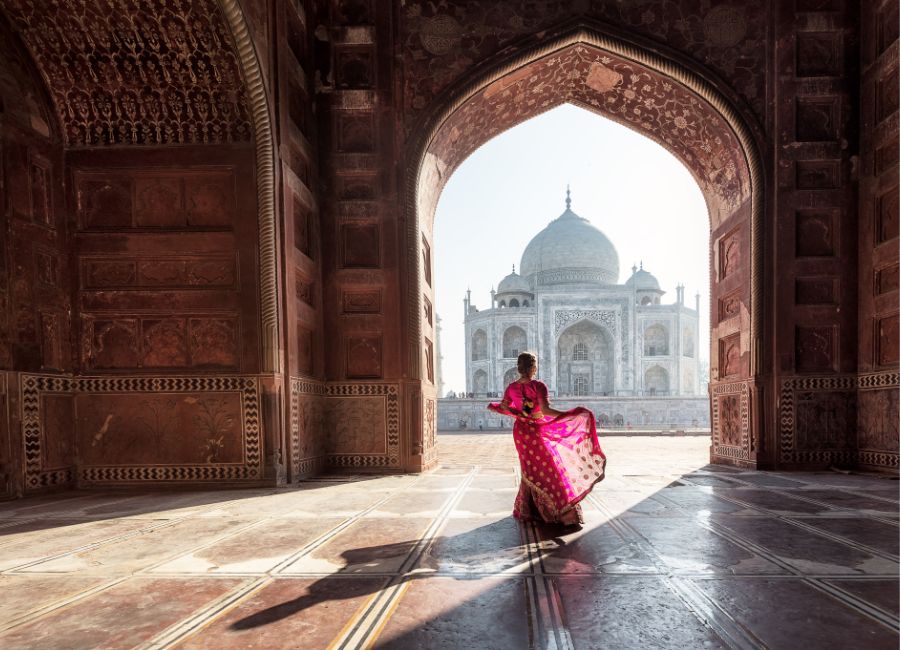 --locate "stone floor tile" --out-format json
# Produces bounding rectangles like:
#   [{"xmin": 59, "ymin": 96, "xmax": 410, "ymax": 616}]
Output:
[
  {"xmin": 0, "ymin": 518, "xmax": 158, "ymax": 571},
  {"xmin": 453, "ymin": 487, "xmax": 518, "ymax": 516},
  {"xmin": 0, "ymin": 575, "xmax": 108, "ymax": 626},
  {"xmin": 282, "ymin": 517, "xmax": 433, "ymax": 575},
  {"xmin": 151, "ymin": 517, "xmax": 347, "ymax": 574},
  {"xmin": 178, "ymin": 577, "xmax": 386, "ymax": 649},
  {"xmin": 626, "ymin": 517, "xmax": 786, "ymax": 574},
  {"xmin": 374, "ymin": 577, "xmax": 531, "ymax": 649},
  {"xmin": 418, "ymin": 517, "xmax": 529, "ymax": 574},
  {"xmin": 367, "ymin": 490, "xmax": 455, "ymax": 517},
  {"xmin": 711, "ymin": 488, "xmax": 834, "ymax": 514},
  {"xmin": 796, "ymin": 517, "xmax": 900, "ymax": 556},
  {"xmin": 790, "ymin": 489, "xmax": 900, "ymax": 514},
  {"xmin": 823, "ymin": 578, "xmax": 900, "ymax": 616},
  {"xmin": 711, "ymin": 516, "xmax": 899, "ymax": 575},
  {"xmin": 655, "ymin": 485, "xmax": 762, "ymax": 515},
  {"xmin": 18, "ymin": 517, "xmax": 254, "ymax": 575},
  {"xmin": 0, "ymin": 577, "xmax": 246, "ymax": 650},
  {"xmin": 690, "ymin": 577, "xmax": 898, "ymax": 649},
  {"xmin": 557, "ymin": 575, "xmax": 727, "ymax": 649},
  {"xmin": 533, "ymin": 514, "xmax": 657, "ymax": 575}
]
